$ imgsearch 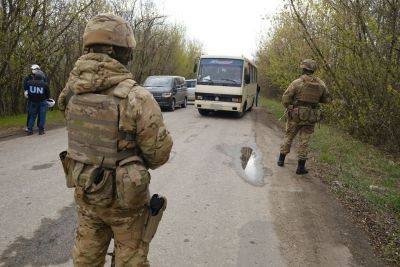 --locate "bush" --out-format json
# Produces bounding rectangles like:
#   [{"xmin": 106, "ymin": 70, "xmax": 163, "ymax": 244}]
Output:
[{"xmin": 256, "ymin": 0, "xmax": 400, "ymax": 152}]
